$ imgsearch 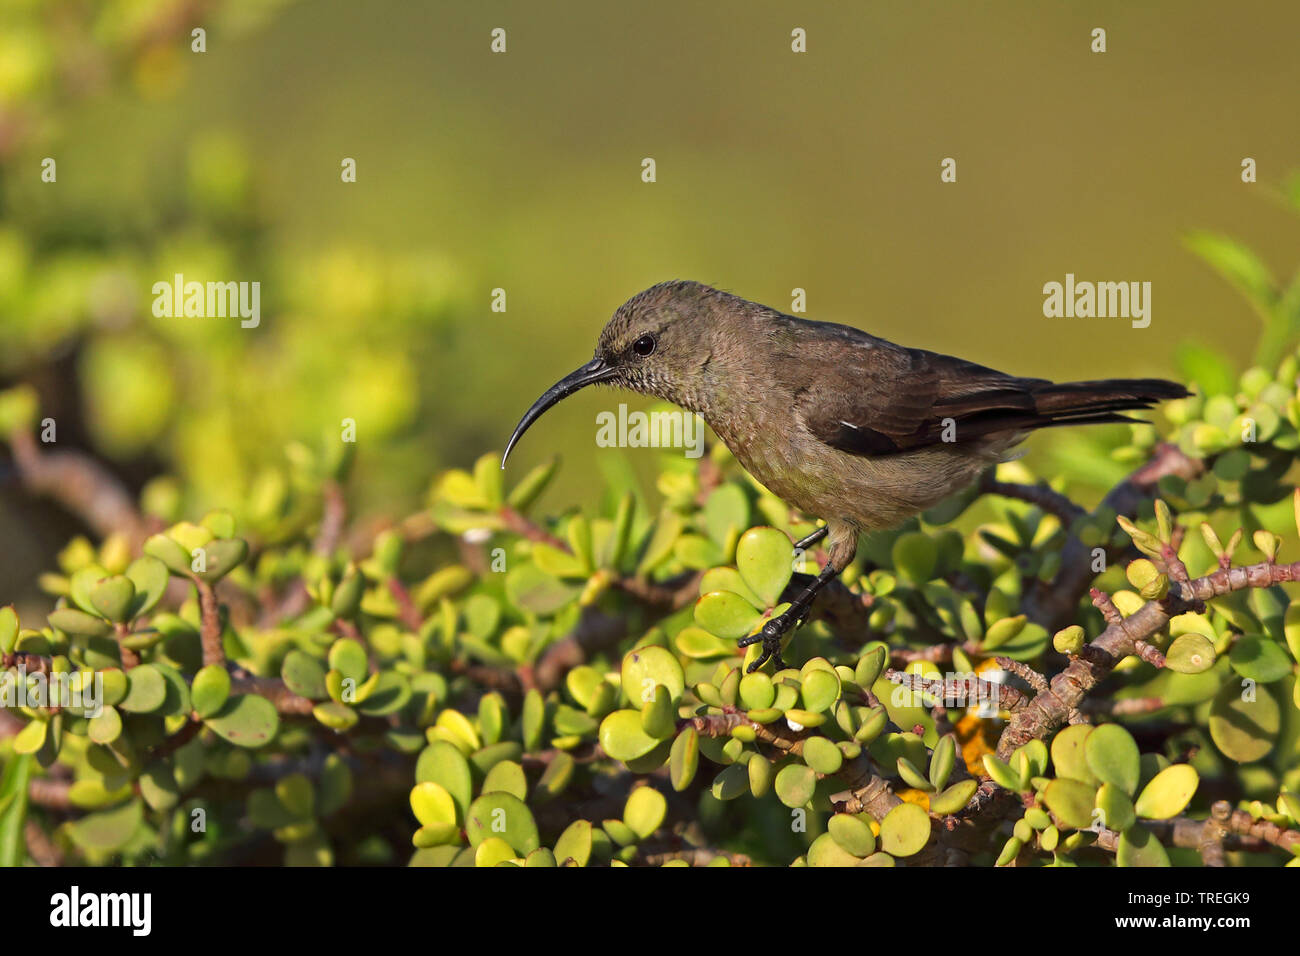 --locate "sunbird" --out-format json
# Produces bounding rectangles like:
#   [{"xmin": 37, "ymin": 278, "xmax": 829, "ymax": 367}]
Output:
[{"xmin": 502, "ymin": 281, "xmax": 1187, "ymax": 672}]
